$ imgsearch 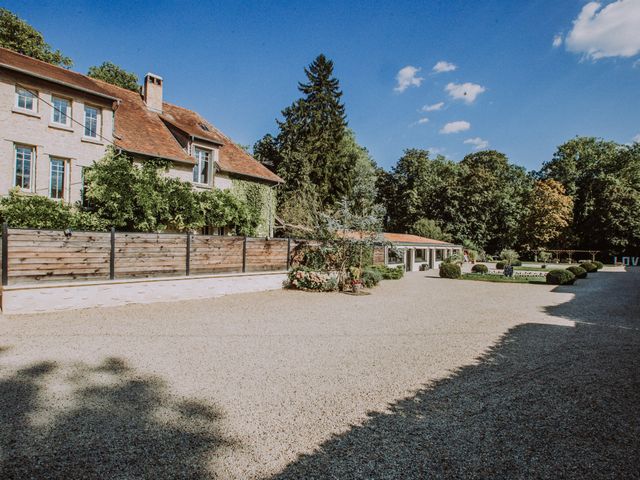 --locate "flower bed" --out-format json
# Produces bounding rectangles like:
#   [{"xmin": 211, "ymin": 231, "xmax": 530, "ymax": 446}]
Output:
[{"xmin": 287, "ymin": 268, "xmax": 339, "ymax": 292}]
